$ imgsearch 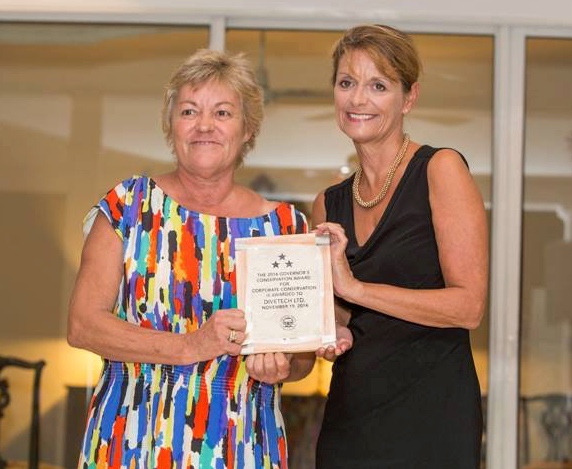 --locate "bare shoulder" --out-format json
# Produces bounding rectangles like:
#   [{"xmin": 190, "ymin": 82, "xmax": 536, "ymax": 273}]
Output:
[
  {"xmin": 428, "ymin": 148, "xmax": 470, "ymax": 174},
  {"xmin": 236, "ymin": 185, "xmax": 280, "ymax": 215},
  {"xmin": 427, "ymin": 147, "xmax": 476, "ymax": 190},
  {"xmin": 427, "ymin": 147, "xmax": 484, "ymax": 213}
]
